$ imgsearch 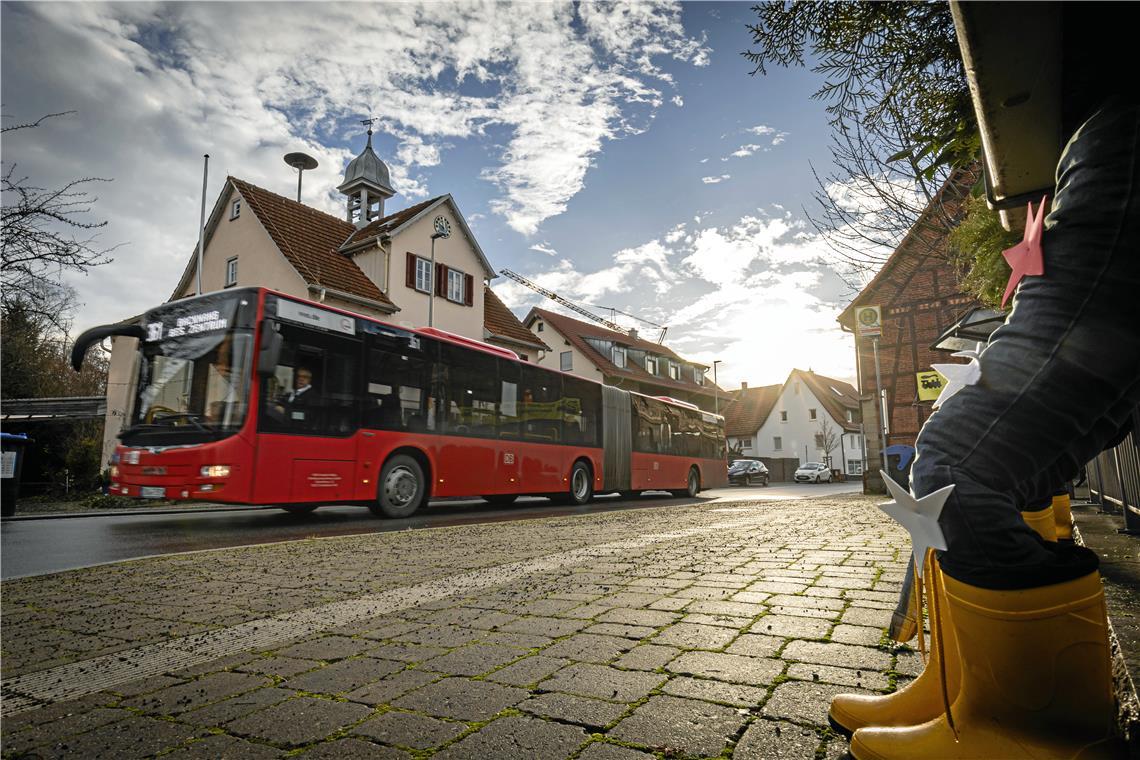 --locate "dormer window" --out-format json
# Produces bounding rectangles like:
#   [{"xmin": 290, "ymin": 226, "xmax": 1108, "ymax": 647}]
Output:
[
  {"xmin": 230, "ymin": 199, "xmax": 241, "ymax": 219},
  {"xmin": 668, "ymin": 362, "xmax": 680, "ymax": 380},
  {"xmin": 612, "ymin": 347, "xmax": 627, "ymax": 368},
  {"xmin": 645, "ymin": 356, "xmax": 657, "ymax": 375}
]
